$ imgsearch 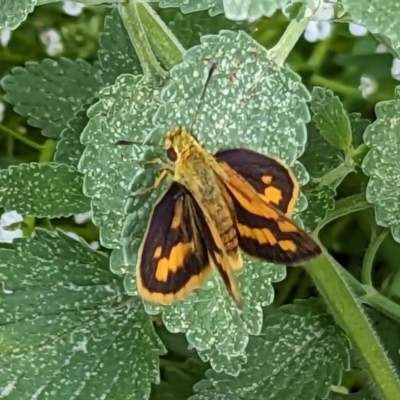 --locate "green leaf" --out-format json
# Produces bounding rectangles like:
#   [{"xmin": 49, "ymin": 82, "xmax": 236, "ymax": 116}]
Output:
[
  {"xmin": 300, "ymin": 121, "xmax": 344, "ymax": 180},
  {"xmin": 362, "ymin": 87, "xmax": 400, "ymax": 243},
  {"xmin": 98, "ymin": 8, "xmax": 142, "ymax": 86},
  {"xmin": 54, "ymin": 108, "xmax": 88, "ymax": 168},
  {"xmin": 191, "ymin": 299, "xmax": 350, "ymax": 400},
  {"xmin": 129, "ymin": 29, "xmax": 309, "ymax": 374},
  {"xmin": 0, "ymin": 162, "xmax": 90, "ymax": 218},
  {"xmin": 1, "ymin": 58, "xmax": 103, "ymax": 139},
  {"xmin": 153, "ymin": 0, "xmax": 296, "ymax": 20},
  {"xmin": 79, "ymin": 30, "xmax": 312, "ymax": 375},
  {"xmin": 311, "ymin": 87, "xmax": 352, "ymax": 152},
  {"xmin": 302, "ymin": 183, "xmax": 335, "ymax": 232},
  {"xmin": 342, "ymin": 0, "xmax": 400, "ymax": 55},
  {"xmin": 0, "ymin": 229, "xmax": 165, "ymax": 400},
  {"xmin": 0, "ymin": 0, "xmax": 36, "ymax": 30}
]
